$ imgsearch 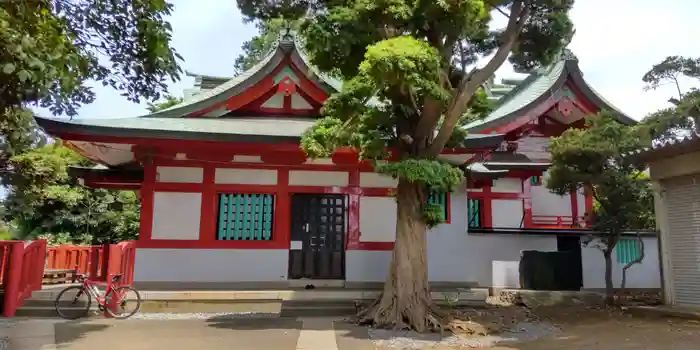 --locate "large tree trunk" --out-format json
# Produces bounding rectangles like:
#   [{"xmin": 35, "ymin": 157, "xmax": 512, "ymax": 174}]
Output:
[
  {"xmin": 603, "ymin": 249, "xmax": 614, "ymax": 305},
  {"xmin": 358, "ymin": 178, "xmax": 444, "ymax": 332}
]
